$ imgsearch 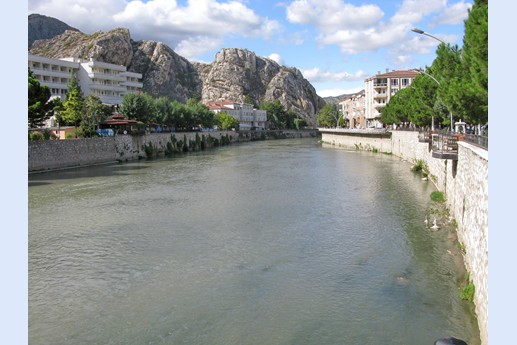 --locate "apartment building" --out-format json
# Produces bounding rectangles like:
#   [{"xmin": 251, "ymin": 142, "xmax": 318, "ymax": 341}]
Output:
[
  {"xmin": 28, "ymin": 54, "xmax": 143, "ymax": 106},
  {"xmin": 364, "ymin": 69, "xmax": 419, "ymax": 128},
  {"xmin": 207, "ymin": 100, "xmax": 267, "ymax": 130},
  {"xmin": 338, "ymin": 90, "xmax": 366, "ymax": 129}
]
